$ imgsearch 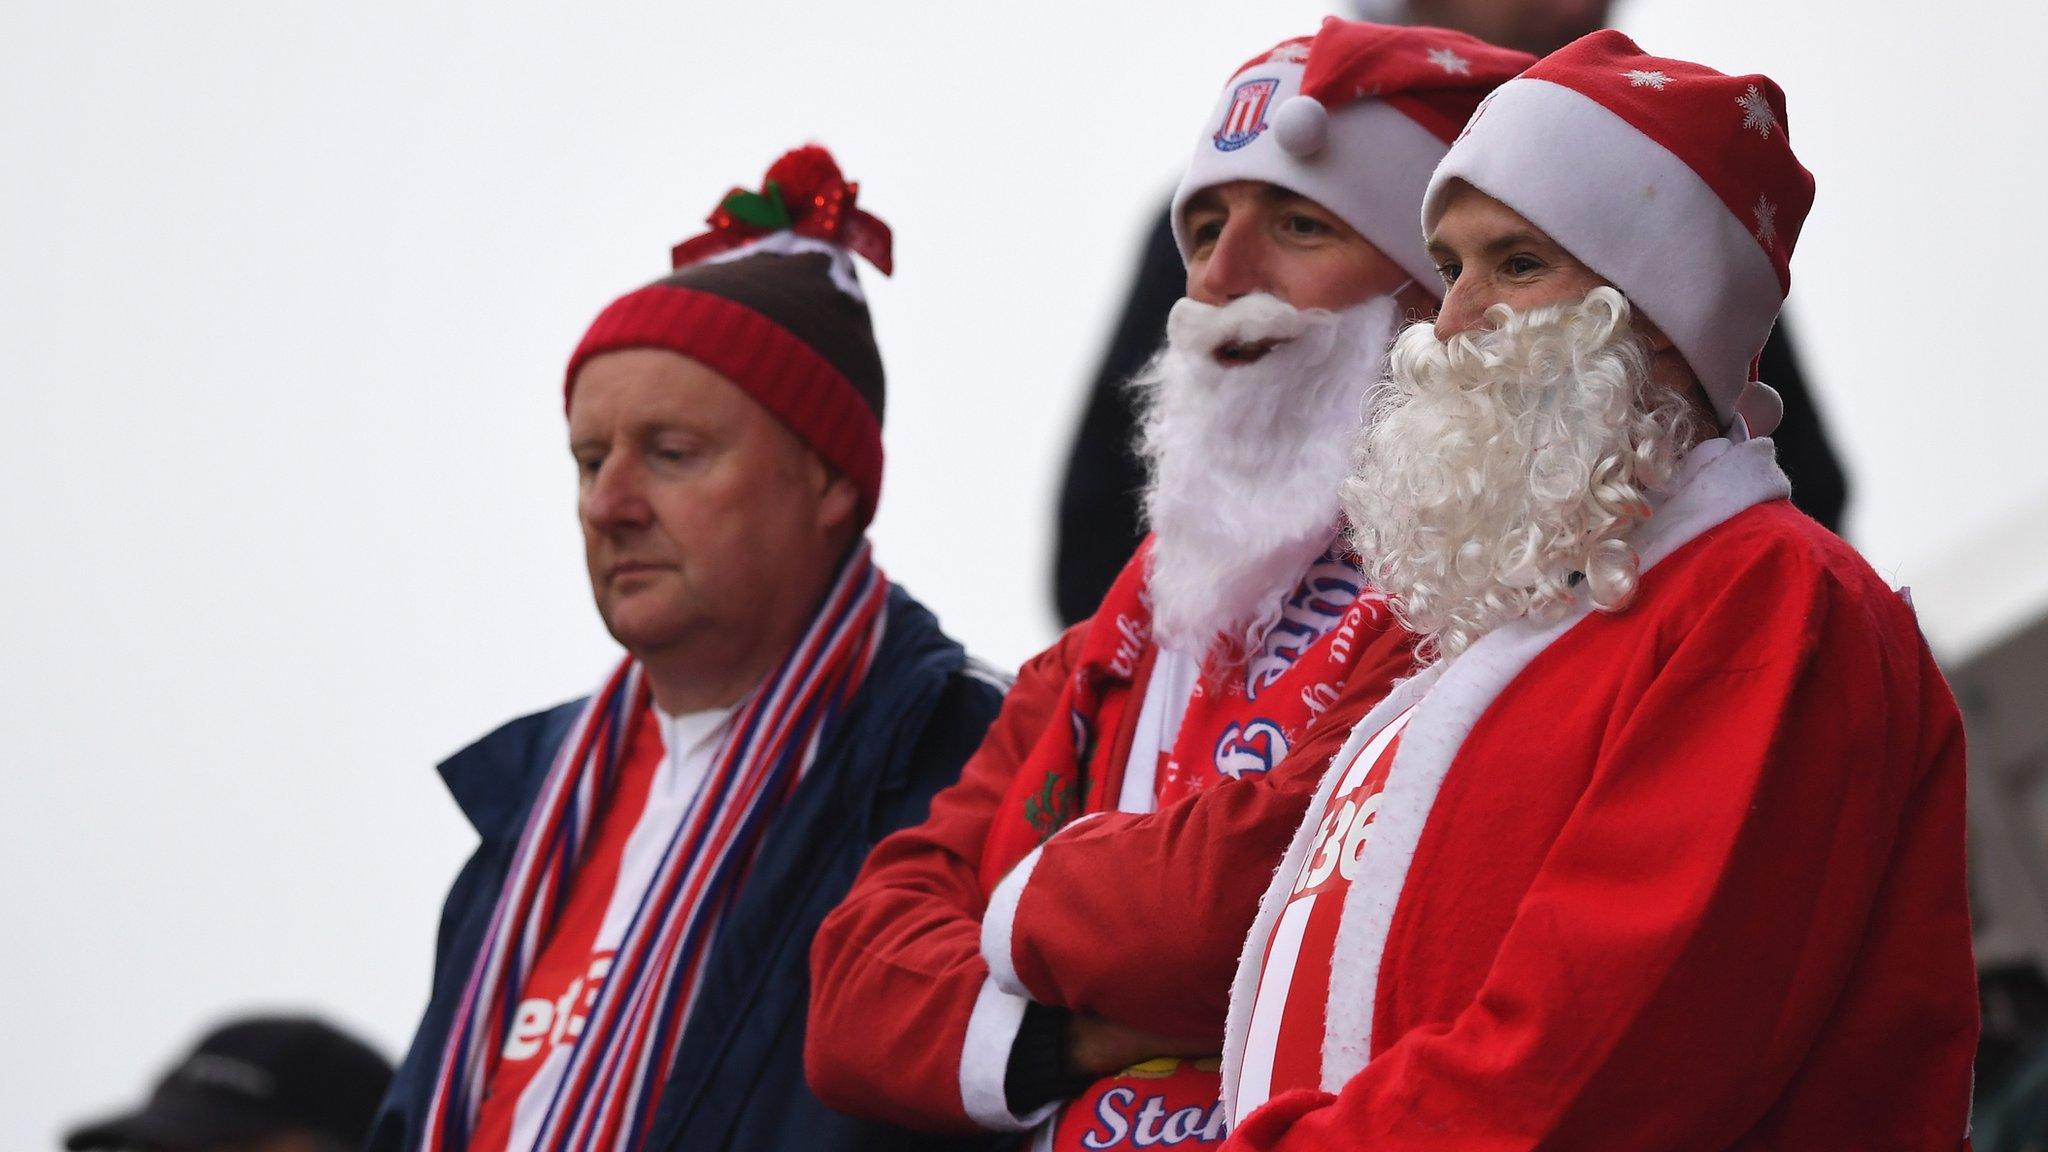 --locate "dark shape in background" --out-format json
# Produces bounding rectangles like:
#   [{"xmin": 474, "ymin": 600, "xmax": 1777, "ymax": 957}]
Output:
[{"xmin": 64, "ymin": 1015, "xmax": 392, "ymax": 1152}]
